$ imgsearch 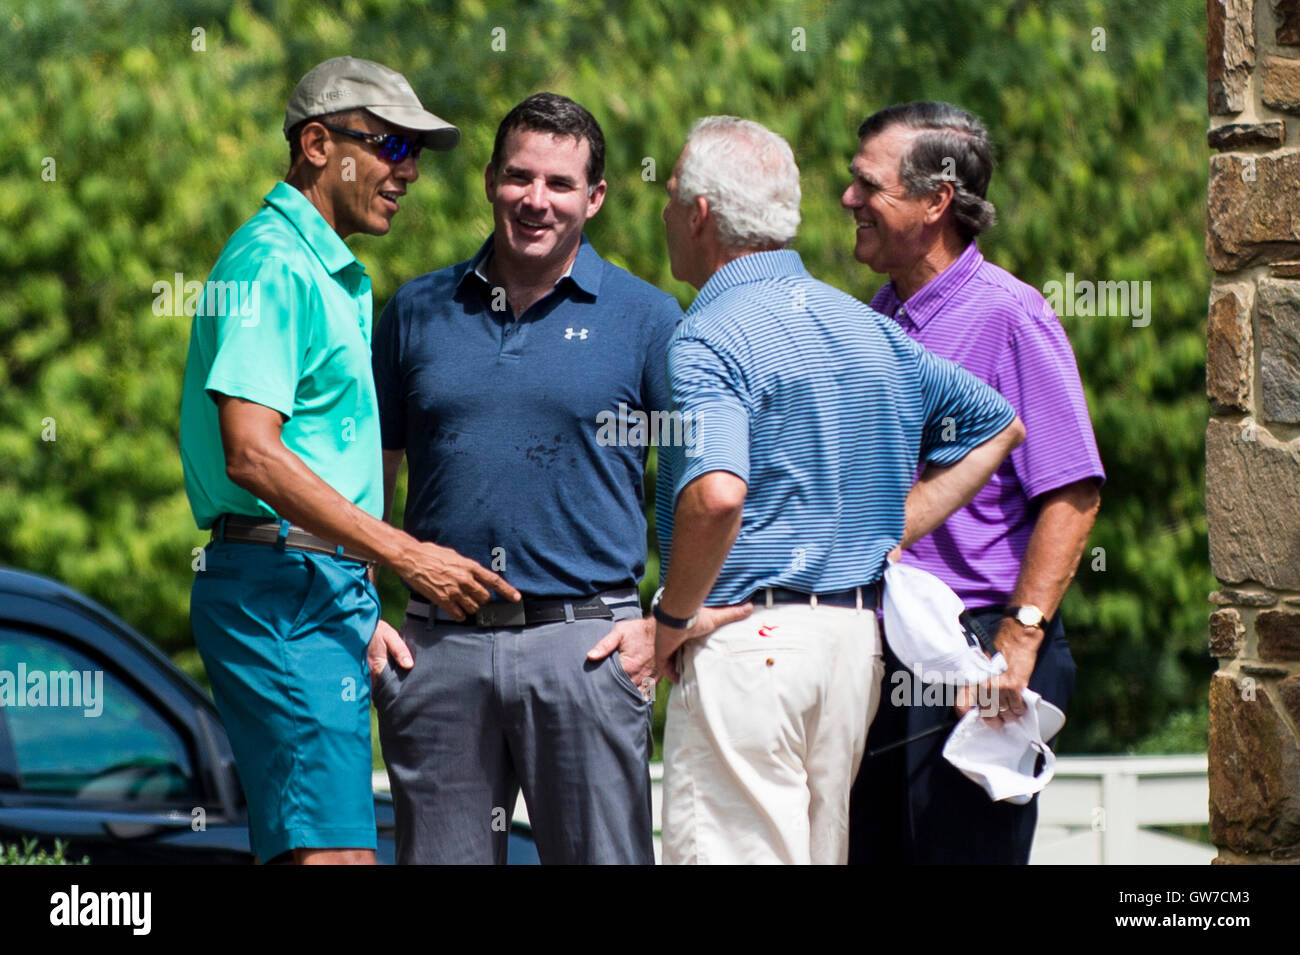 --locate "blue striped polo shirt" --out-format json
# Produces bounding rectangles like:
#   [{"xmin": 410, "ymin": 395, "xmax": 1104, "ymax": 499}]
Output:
[{"xmin": 654, "ymin": 250, "xmax": 1016, "ymax": 606}]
